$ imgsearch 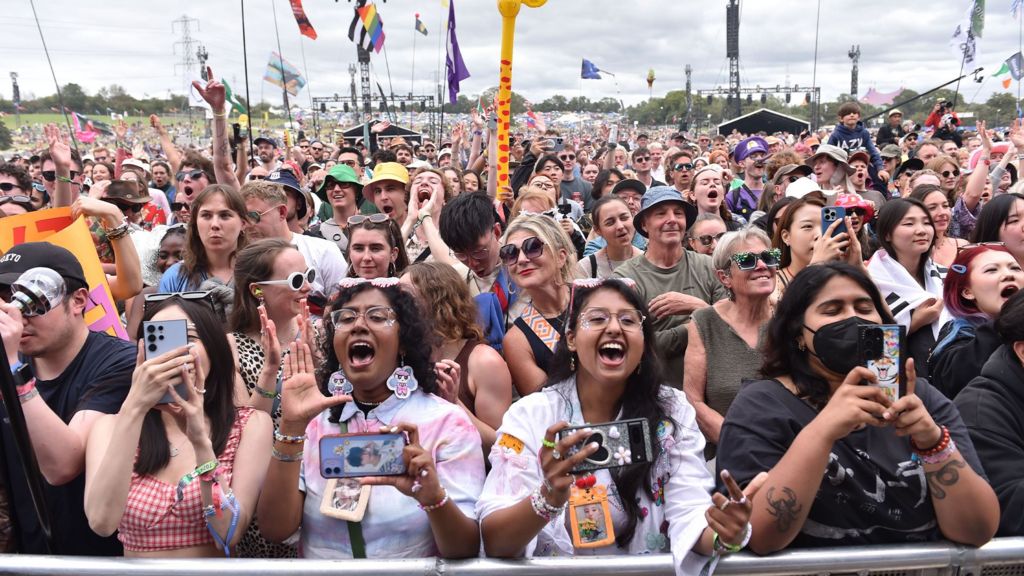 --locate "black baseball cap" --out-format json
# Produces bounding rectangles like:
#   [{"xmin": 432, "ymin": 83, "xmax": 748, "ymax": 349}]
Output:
[{"xmin": 0, "ymin": 242, "xmax": 88, "ymax": 290}]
